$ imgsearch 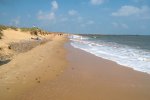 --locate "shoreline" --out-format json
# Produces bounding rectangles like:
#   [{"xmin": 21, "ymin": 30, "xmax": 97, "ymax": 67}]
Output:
[
  {"xmin": 70, "ymin": 43, "xmax": 150, "ymax": 75},
  {"xmin": 17, "ymin": 42, "xmax": 150, "ymax": 100},
  {"xmin": 70, "ymin": 34, "xmax": 150, "ymax": 74}
]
